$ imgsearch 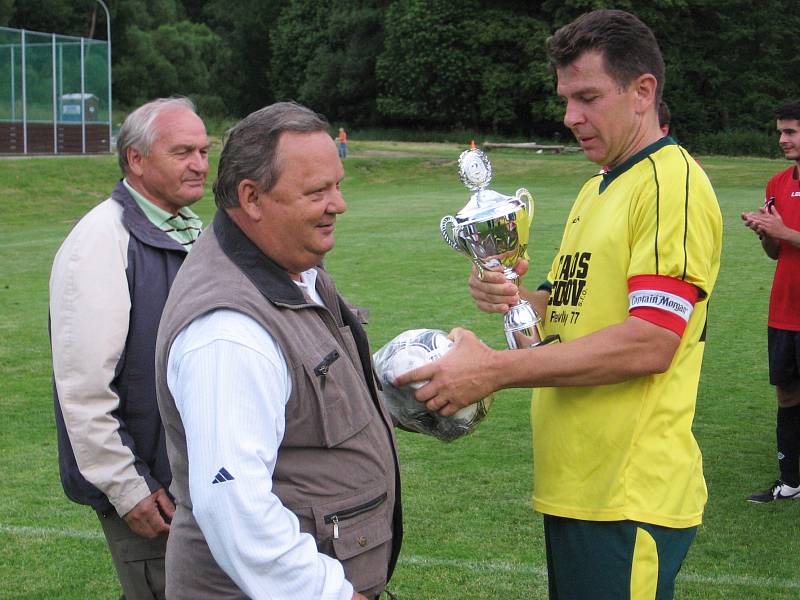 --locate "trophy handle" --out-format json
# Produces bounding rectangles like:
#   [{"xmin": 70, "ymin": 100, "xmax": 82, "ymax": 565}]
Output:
[
  {"xmin": 440, "ymin": 215, "xmax": 463, "ymax": 252},
  {"xmin": 515, "ymin": 188, "xmax": 534, "ymax": 223}
]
